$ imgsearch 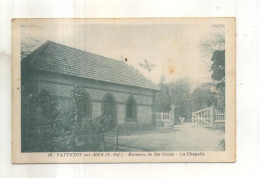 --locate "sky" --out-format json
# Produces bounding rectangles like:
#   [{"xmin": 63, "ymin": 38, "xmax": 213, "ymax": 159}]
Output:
[{"xmin": 21, "ymin": 24, "xmax": 222, "ymax": 84}]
